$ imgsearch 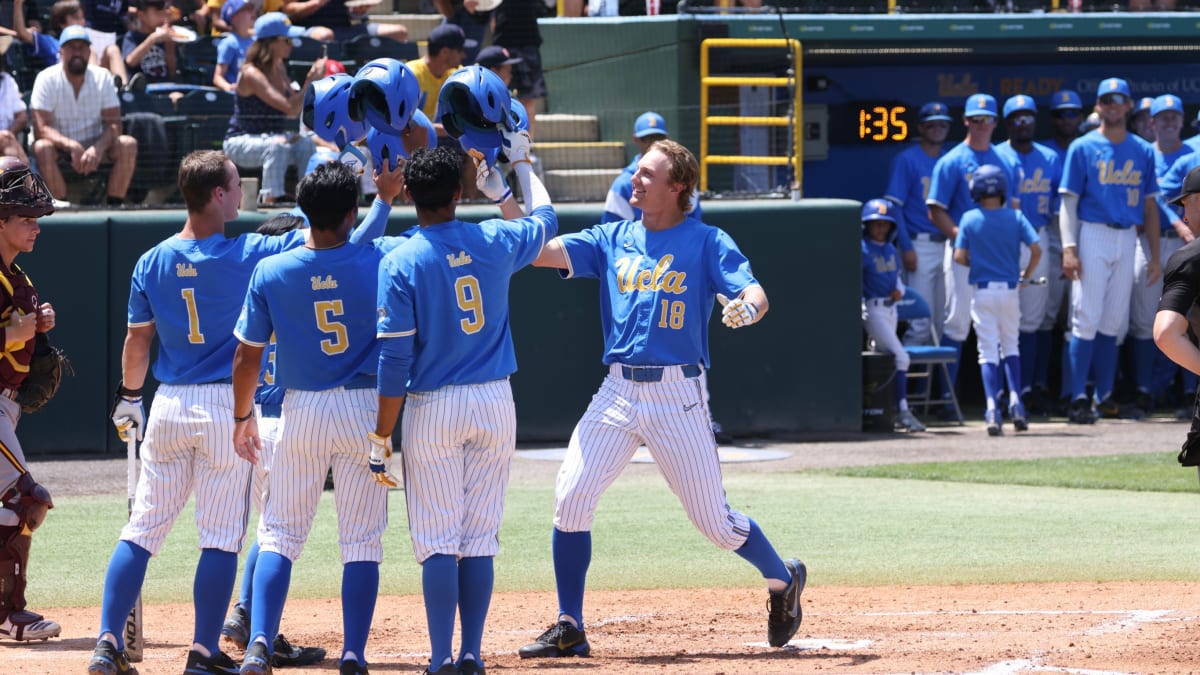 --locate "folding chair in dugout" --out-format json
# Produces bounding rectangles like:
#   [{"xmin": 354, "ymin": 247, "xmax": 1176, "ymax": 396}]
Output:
[{"xmin": 894, "ymin": 287, "xmax": 964, "ymax": 425}]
